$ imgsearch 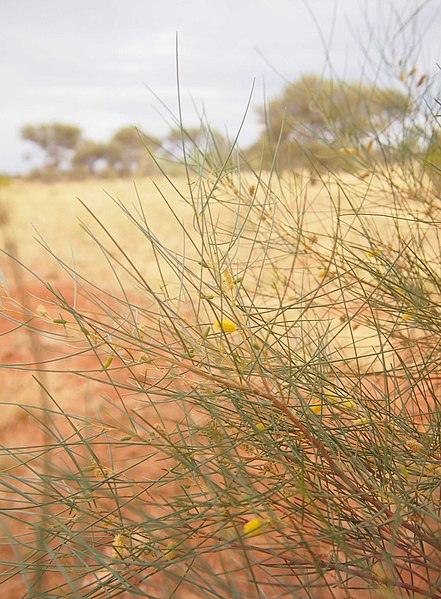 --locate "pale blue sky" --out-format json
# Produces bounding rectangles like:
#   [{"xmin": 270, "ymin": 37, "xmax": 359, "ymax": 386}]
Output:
[{"xmin": 0, "ymin": 0, "xmax": 440, "ymax": 173}]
